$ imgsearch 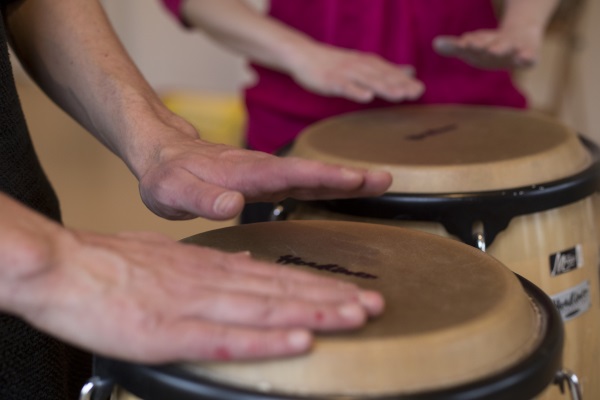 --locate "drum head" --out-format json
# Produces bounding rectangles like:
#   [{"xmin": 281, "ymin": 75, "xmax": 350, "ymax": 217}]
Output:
[
  {"xmin": 288, "ymin": 106, "xmax": 591, "ymax": 192},
  {"xmin": 176, "ymin": 221, "xmax": 548, "ymax": 397}
]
